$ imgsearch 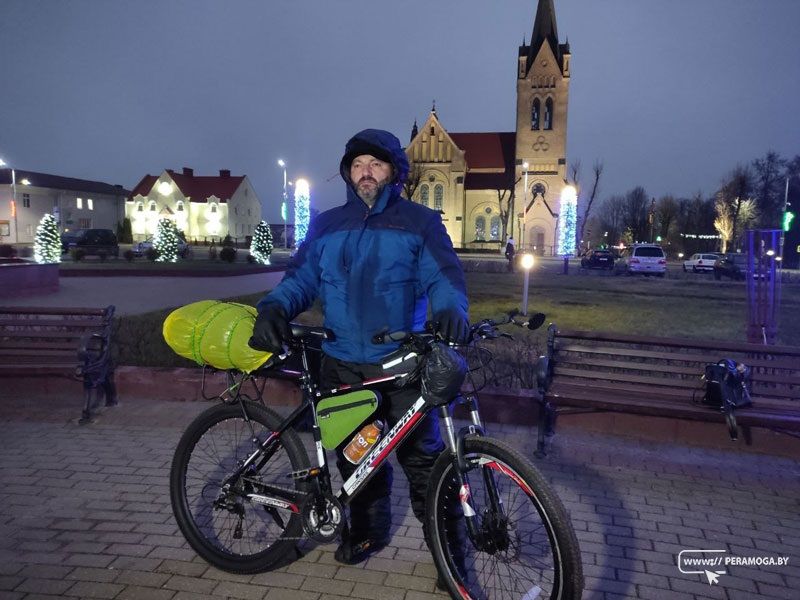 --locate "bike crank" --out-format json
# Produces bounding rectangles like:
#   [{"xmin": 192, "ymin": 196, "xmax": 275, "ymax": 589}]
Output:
[{"xmin": 301, "ymin": 493, "xmax": 344, "ymax": 542}]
